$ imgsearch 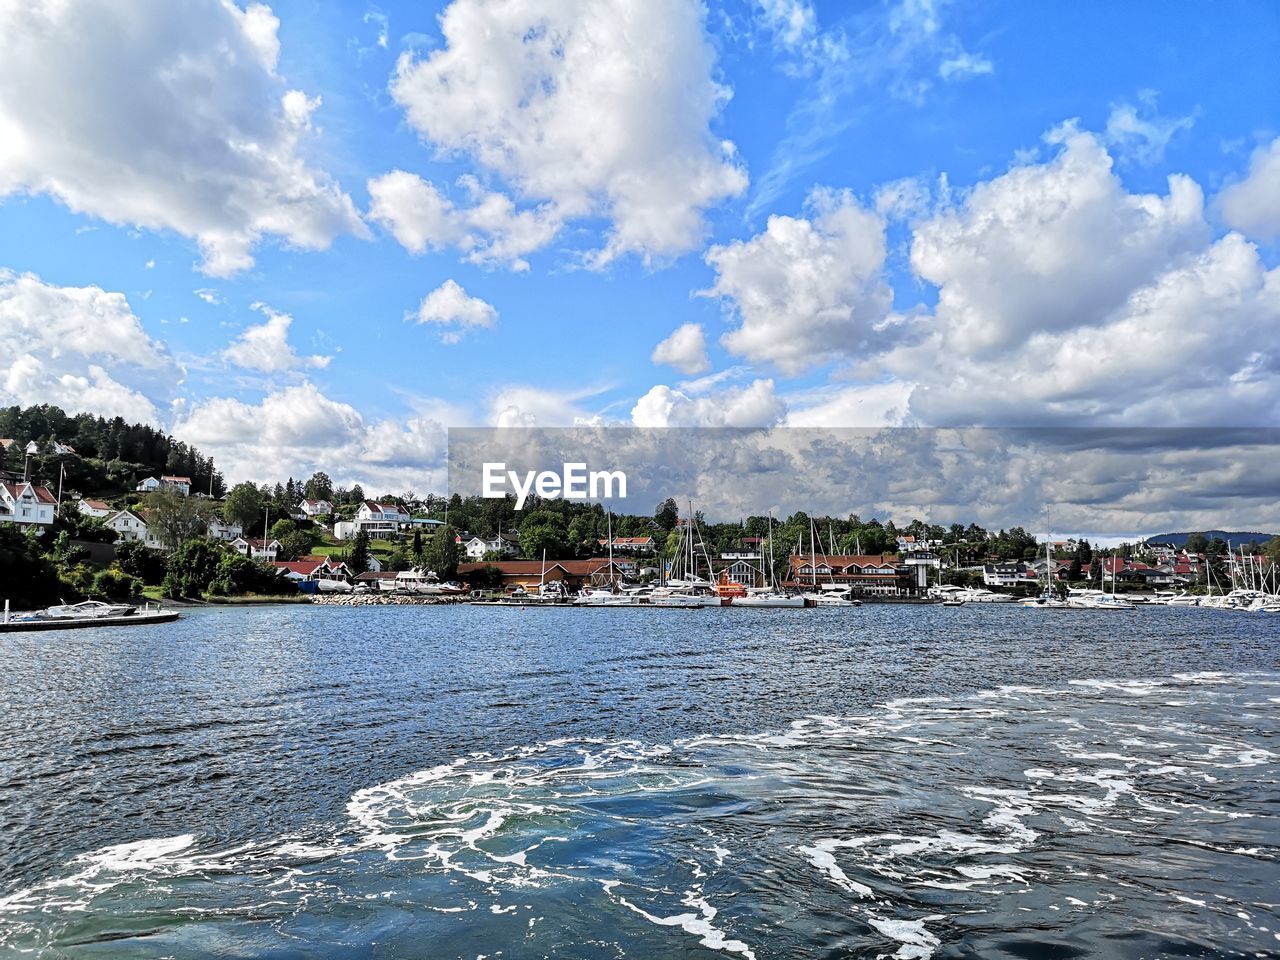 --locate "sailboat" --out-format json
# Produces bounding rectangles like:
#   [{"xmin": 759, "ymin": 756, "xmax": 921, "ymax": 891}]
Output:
[
  {"xmin": 799, "ymin": 520, "xmax": 860, "ymax": 606},
  {"xmin": 650, "ymin": 502, "xmax": 724, "ymax": 606},
  {"xmin": 733, "ymin": 513, "xmax": 805, "ymax": 607},
  {"xmin": 1020, "ymin": 517, "xmax": 1071, "ymax": 608}
]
